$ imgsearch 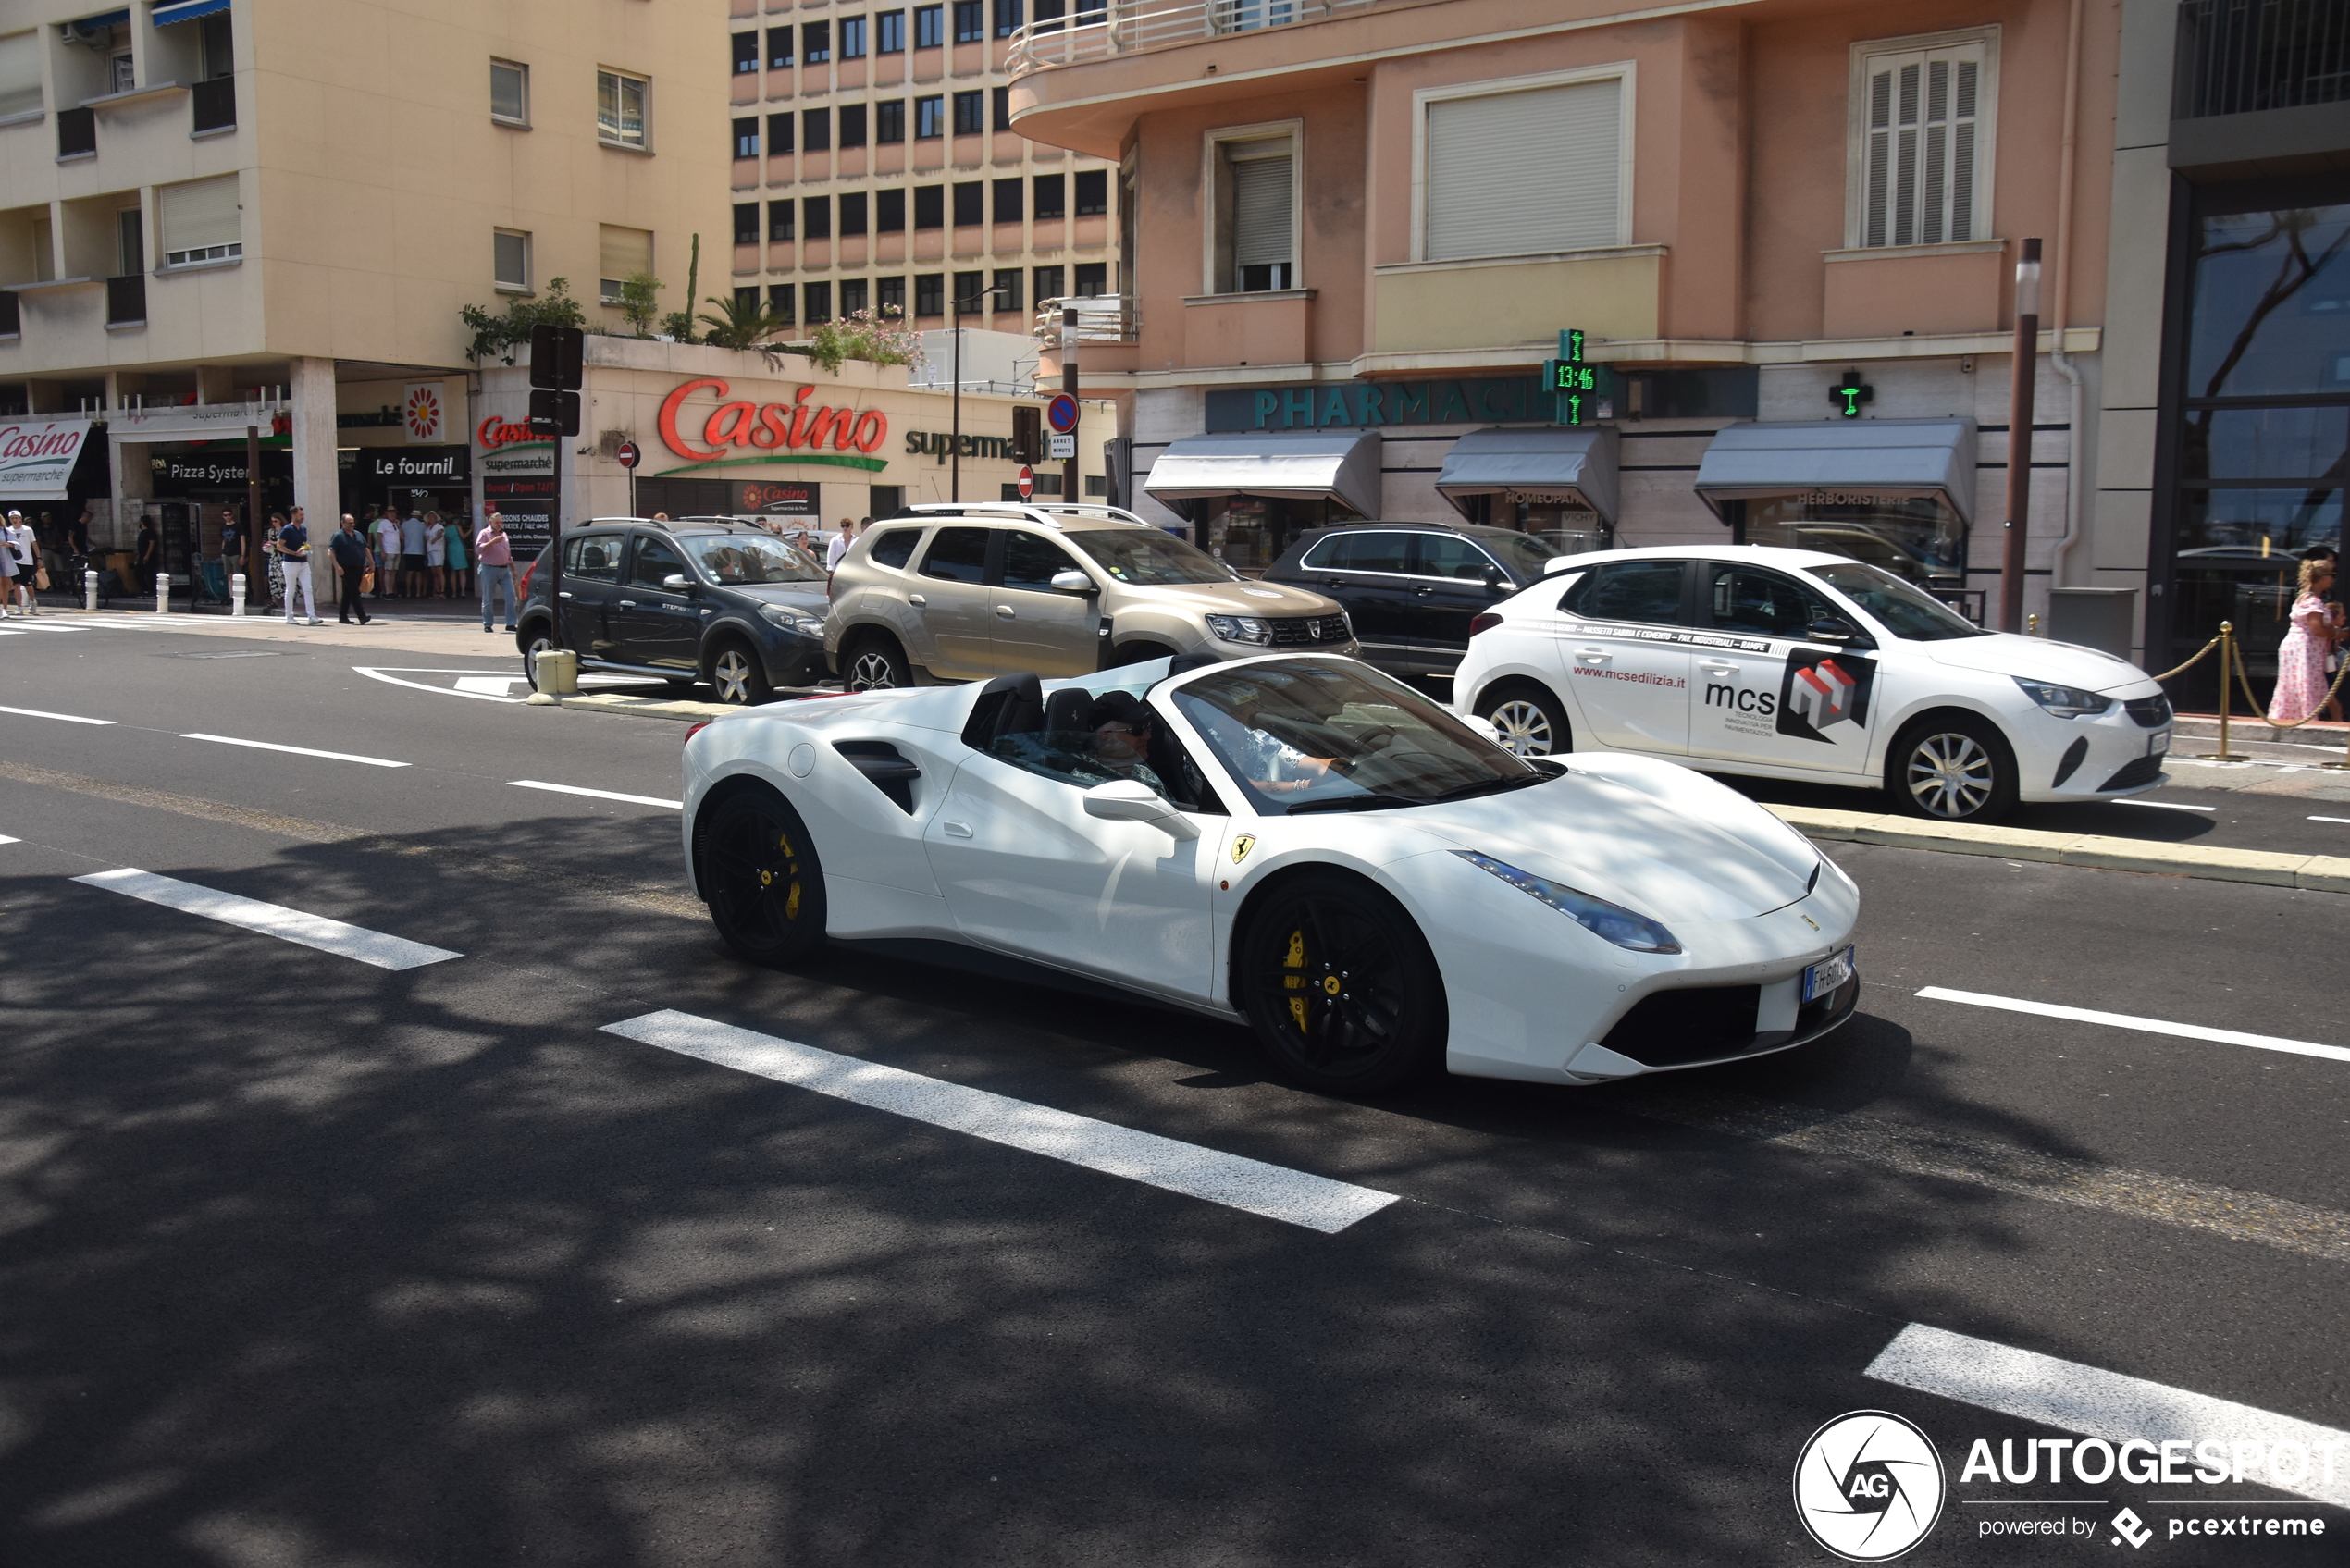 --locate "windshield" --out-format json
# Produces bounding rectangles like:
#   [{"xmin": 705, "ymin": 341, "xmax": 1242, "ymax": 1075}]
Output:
[
  {"xmin": 1171, "ymin": 658, "xmax": 1540, "ymax": 813},
  {"xmin": 1476, "ymin": 531, "xmax": 1566, "ymax": 578},
  {"xmin": 1066, "ymin": 528, "xmax": 1238, "ymax": 586},
  {"xmin": 682, "ymin": 533, "xmax": 824, "ymax": 586},
  {"xmin": 1806, "ymin": 562, "xmax": 1986, "ymax": 642}
]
